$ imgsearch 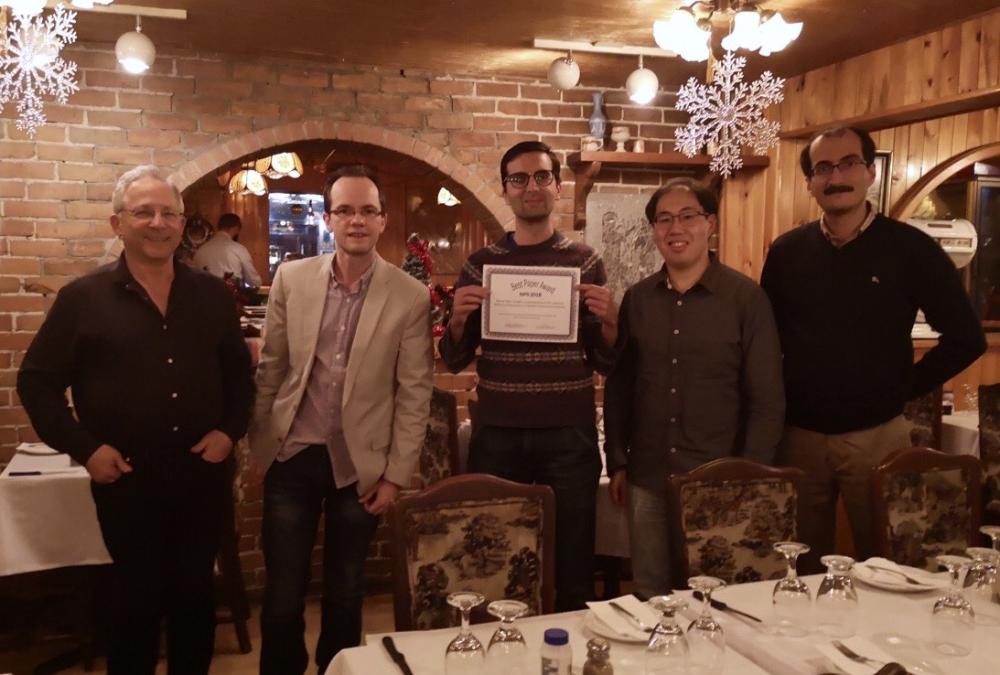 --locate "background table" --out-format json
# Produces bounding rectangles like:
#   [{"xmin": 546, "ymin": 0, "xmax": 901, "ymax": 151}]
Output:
[{"xmin": 942, "ymin": 411, "xmax": 980, "ymax": 457}]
